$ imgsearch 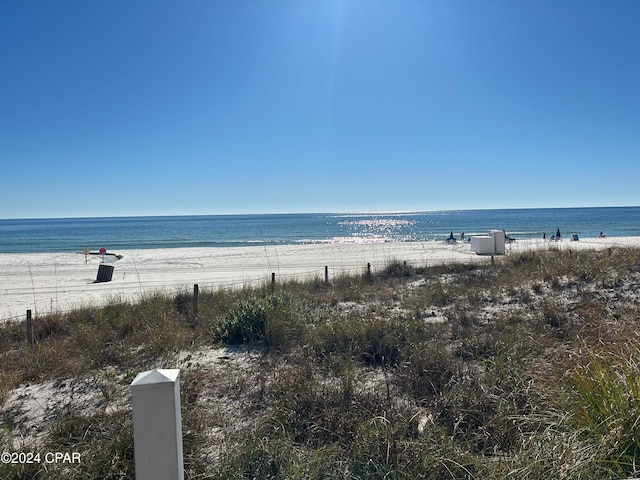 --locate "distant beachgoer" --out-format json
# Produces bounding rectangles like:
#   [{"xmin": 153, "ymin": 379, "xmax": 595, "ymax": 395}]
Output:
[
  {"xmin": 543, "ymin": 232, "xmax": 546, "ymax": 240},
  {"xmin": 461, "ymin": 232, "xmax": 465, "ymax": 241},
  {"xmin": 599, "ymin": 231, "xmax": 606, "ymax": 238}
]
